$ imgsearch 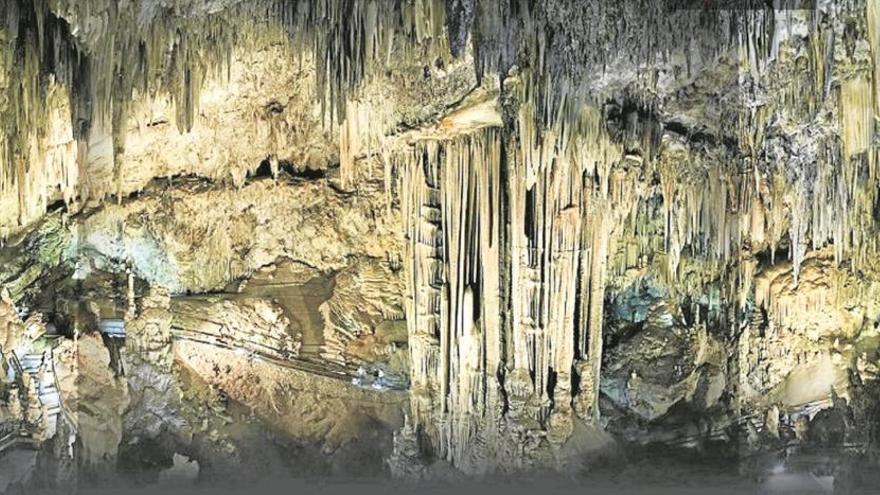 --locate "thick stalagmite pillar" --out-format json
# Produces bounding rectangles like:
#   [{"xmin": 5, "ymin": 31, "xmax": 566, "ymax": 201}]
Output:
[
  {"xmin": 586, "ymin": 212, "xmax": 609, "ymax": 423},
  {"xmin": 396, "ymin": 100, "xmax": 631, "ymax": 472},
  {"xmin": 400, "ymin": 140, "xmax": 444, "ymax": 444}
]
